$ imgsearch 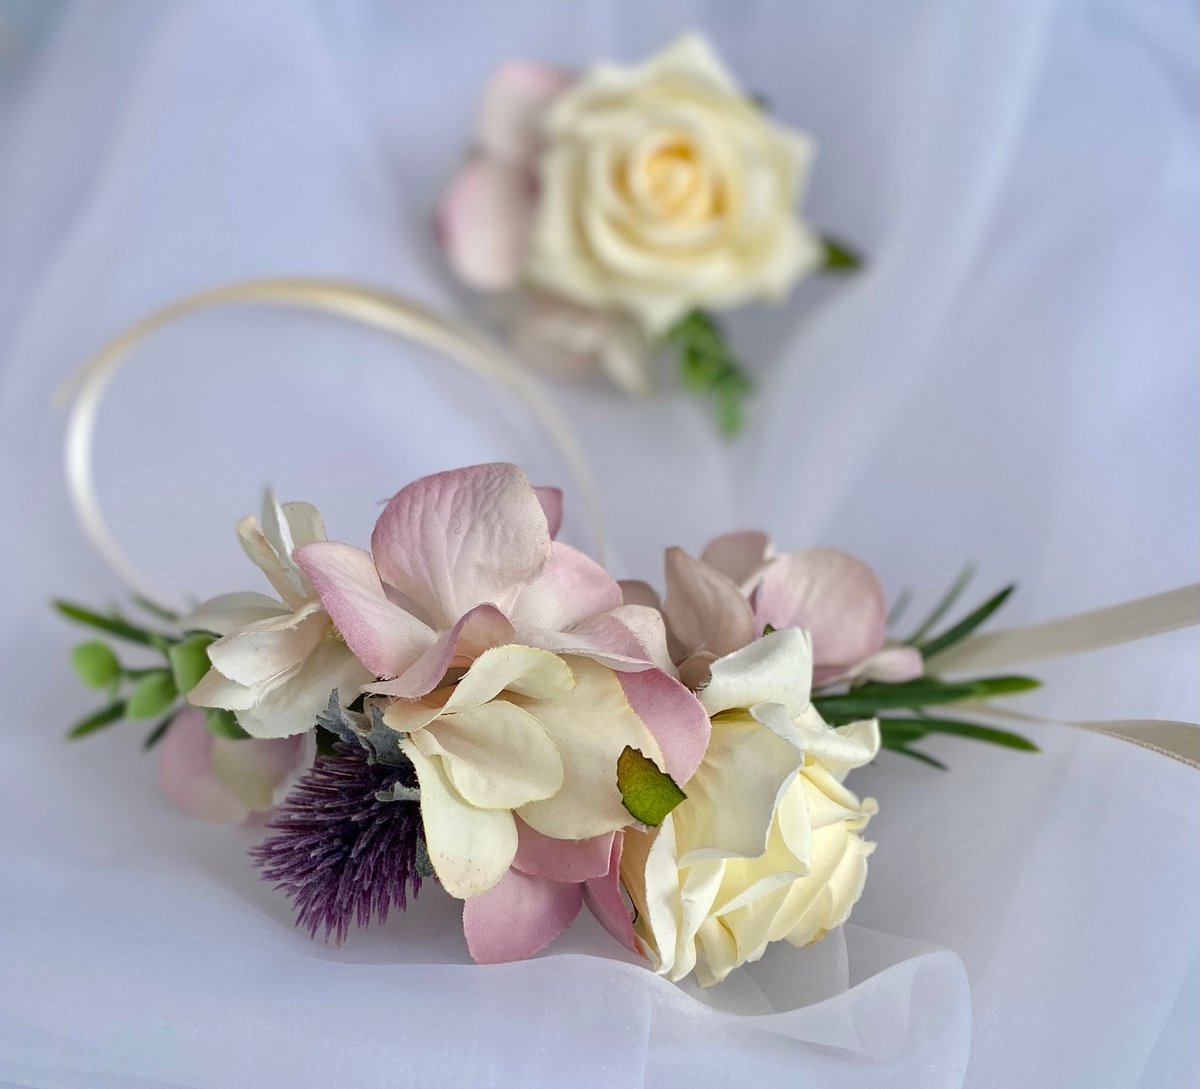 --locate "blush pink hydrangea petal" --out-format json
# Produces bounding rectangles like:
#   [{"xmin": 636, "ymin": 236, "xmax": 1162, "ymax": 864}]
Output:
[
  {"xmin": 583, "ymin": 832, "xmax": 640, "ymax": 955},
  {"xmin": 754, "ymin": 548, "xmax": 888, "ymax": 682},
  {"xmin": 462, "ymin": 867, "xmax": 584, "ymax": 964},
  {"xmin": 371, "ymin": 464, "xmax": 552, "ymax": 630},
  {"xmin": 847, "ymin": 644, "xmax": 925, "ymax": 684},
  {"xmin": 436, "ymin": 158, "xmax": 536, "ymax": 290},
  {"xmin": 664, "ymin": 546, "xmax": 756, "ymax": 658},
  {"xmin": 368, "ymin": 604, "xmax": 516, "ymax": 699},
  {"xmin": 533, "ymin": 486, "xmax": 563, "ymax": 538},
  {"xmin": 700, "ymin": 531, "xmax": 774, "ymax": 589},
  {"xmin": 293, "ymin": 541, "xmax": 434, "ymax": 677},
  {"xmin": 511, "ymin": 541, "xmax": 623, "ymax": 631},
  {"xmin": 477, "ymin": 60, "xmax": 572, "ymax": 162},
  {"xmin": 157, "ymin": 710, "xmax": 251, "ymax": 825},
  {"xmin": 618, "ymin": 667, "xmax": 711, "ymax": 783},
  {"xmin": 512, "ymin": 822, "xmax": 614, "ymax": 882}
]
